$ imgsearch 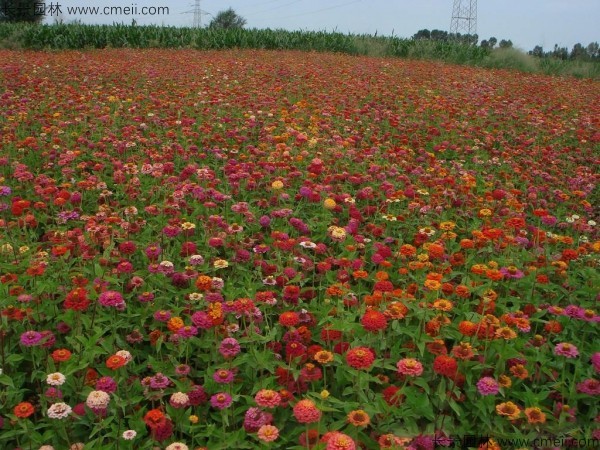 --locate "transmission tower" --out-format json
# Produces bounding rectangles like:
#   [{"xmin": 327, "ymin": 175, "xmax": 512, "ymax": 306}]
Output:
[
  {"xmin": 450, "ymin": 0, "xmax": 477, "ymax": 36},
  {"xmin": 182, "ymin": 0, "xmax": 210, "ymax": 28}
]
